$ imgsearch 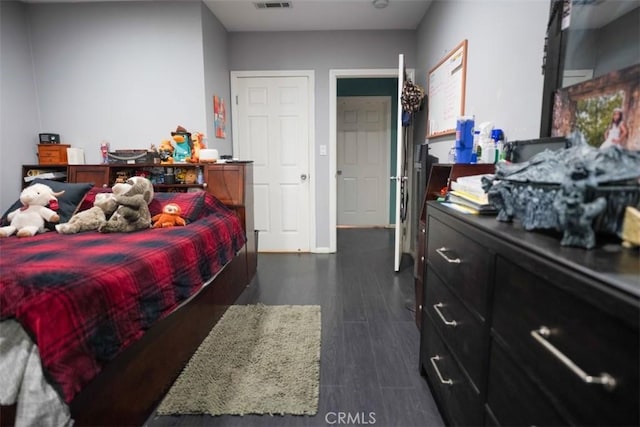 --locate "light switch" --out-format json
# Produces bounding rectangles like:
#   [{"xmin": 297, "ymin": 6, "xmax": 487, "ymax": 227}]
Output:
[{"xmin": 319, "ymin": 145, "xmax": 327, "ymax": 156}]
